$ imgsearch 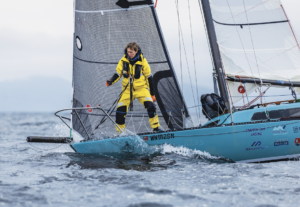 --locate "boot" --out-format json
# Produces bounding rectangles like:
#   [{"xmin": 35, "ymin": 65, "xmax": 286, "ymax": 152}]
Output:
[{"xmin": 153, "ymin": 127, "xmax": 163, "ymax": 132}]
